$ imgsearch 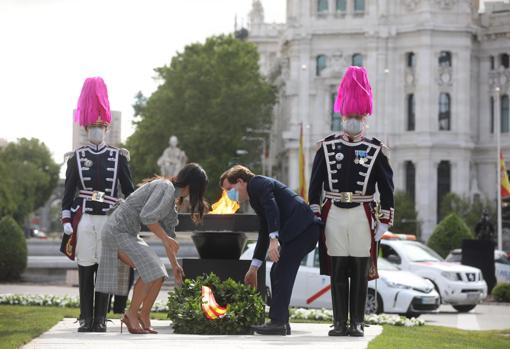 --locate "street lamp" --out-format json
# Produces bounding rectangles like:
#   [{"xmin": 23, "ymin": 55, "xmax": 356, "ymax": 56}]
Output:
[
  {"xmin": 245, "ymin": 127, "xmax": 273, "ymax": 176},
  {"xmin": 242, "ymin": 136, "xmax": 267, "ymax": 176}
]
